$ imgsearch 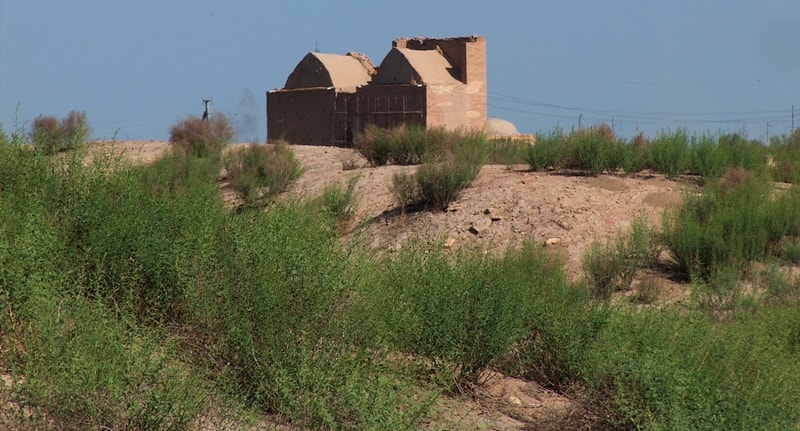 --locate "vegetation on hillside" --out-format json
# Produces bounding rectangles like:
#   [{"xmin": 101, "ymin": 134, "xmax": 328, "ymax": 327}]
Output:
[{"xmin": 2, "ymin": 116, "xmax": 800, "ymax": 430}]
